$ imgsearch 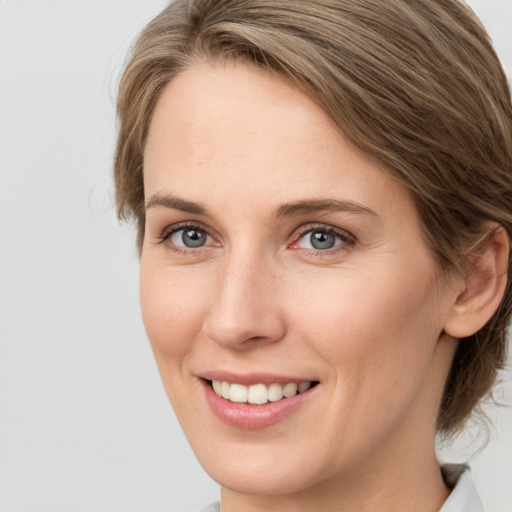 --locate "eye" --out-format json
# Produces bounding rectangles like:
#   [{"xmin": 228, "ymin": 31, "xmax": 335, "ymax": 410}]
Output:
[
  {"xmin": 295, "ymin": 226, "xmax": 354, "ymax": 252},
  {"xmin": 169, "ymin": 227, "xmax": 212, "ymax": 248},
  {"xmin": 300, "ymin": 231, "xmax": 339, "ymax": 250}
]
